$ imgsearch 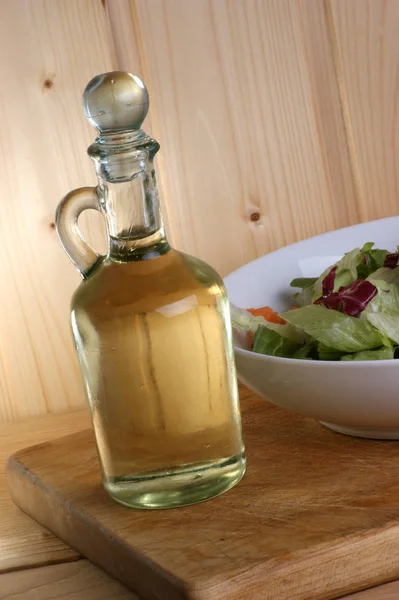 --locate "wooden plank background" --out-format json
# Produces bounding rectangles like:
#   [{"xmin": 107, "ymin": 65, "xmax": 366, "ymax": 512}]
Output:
[{"xmin": 0, "ymin": 0, "xmax": 397, "ymax": 421}]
